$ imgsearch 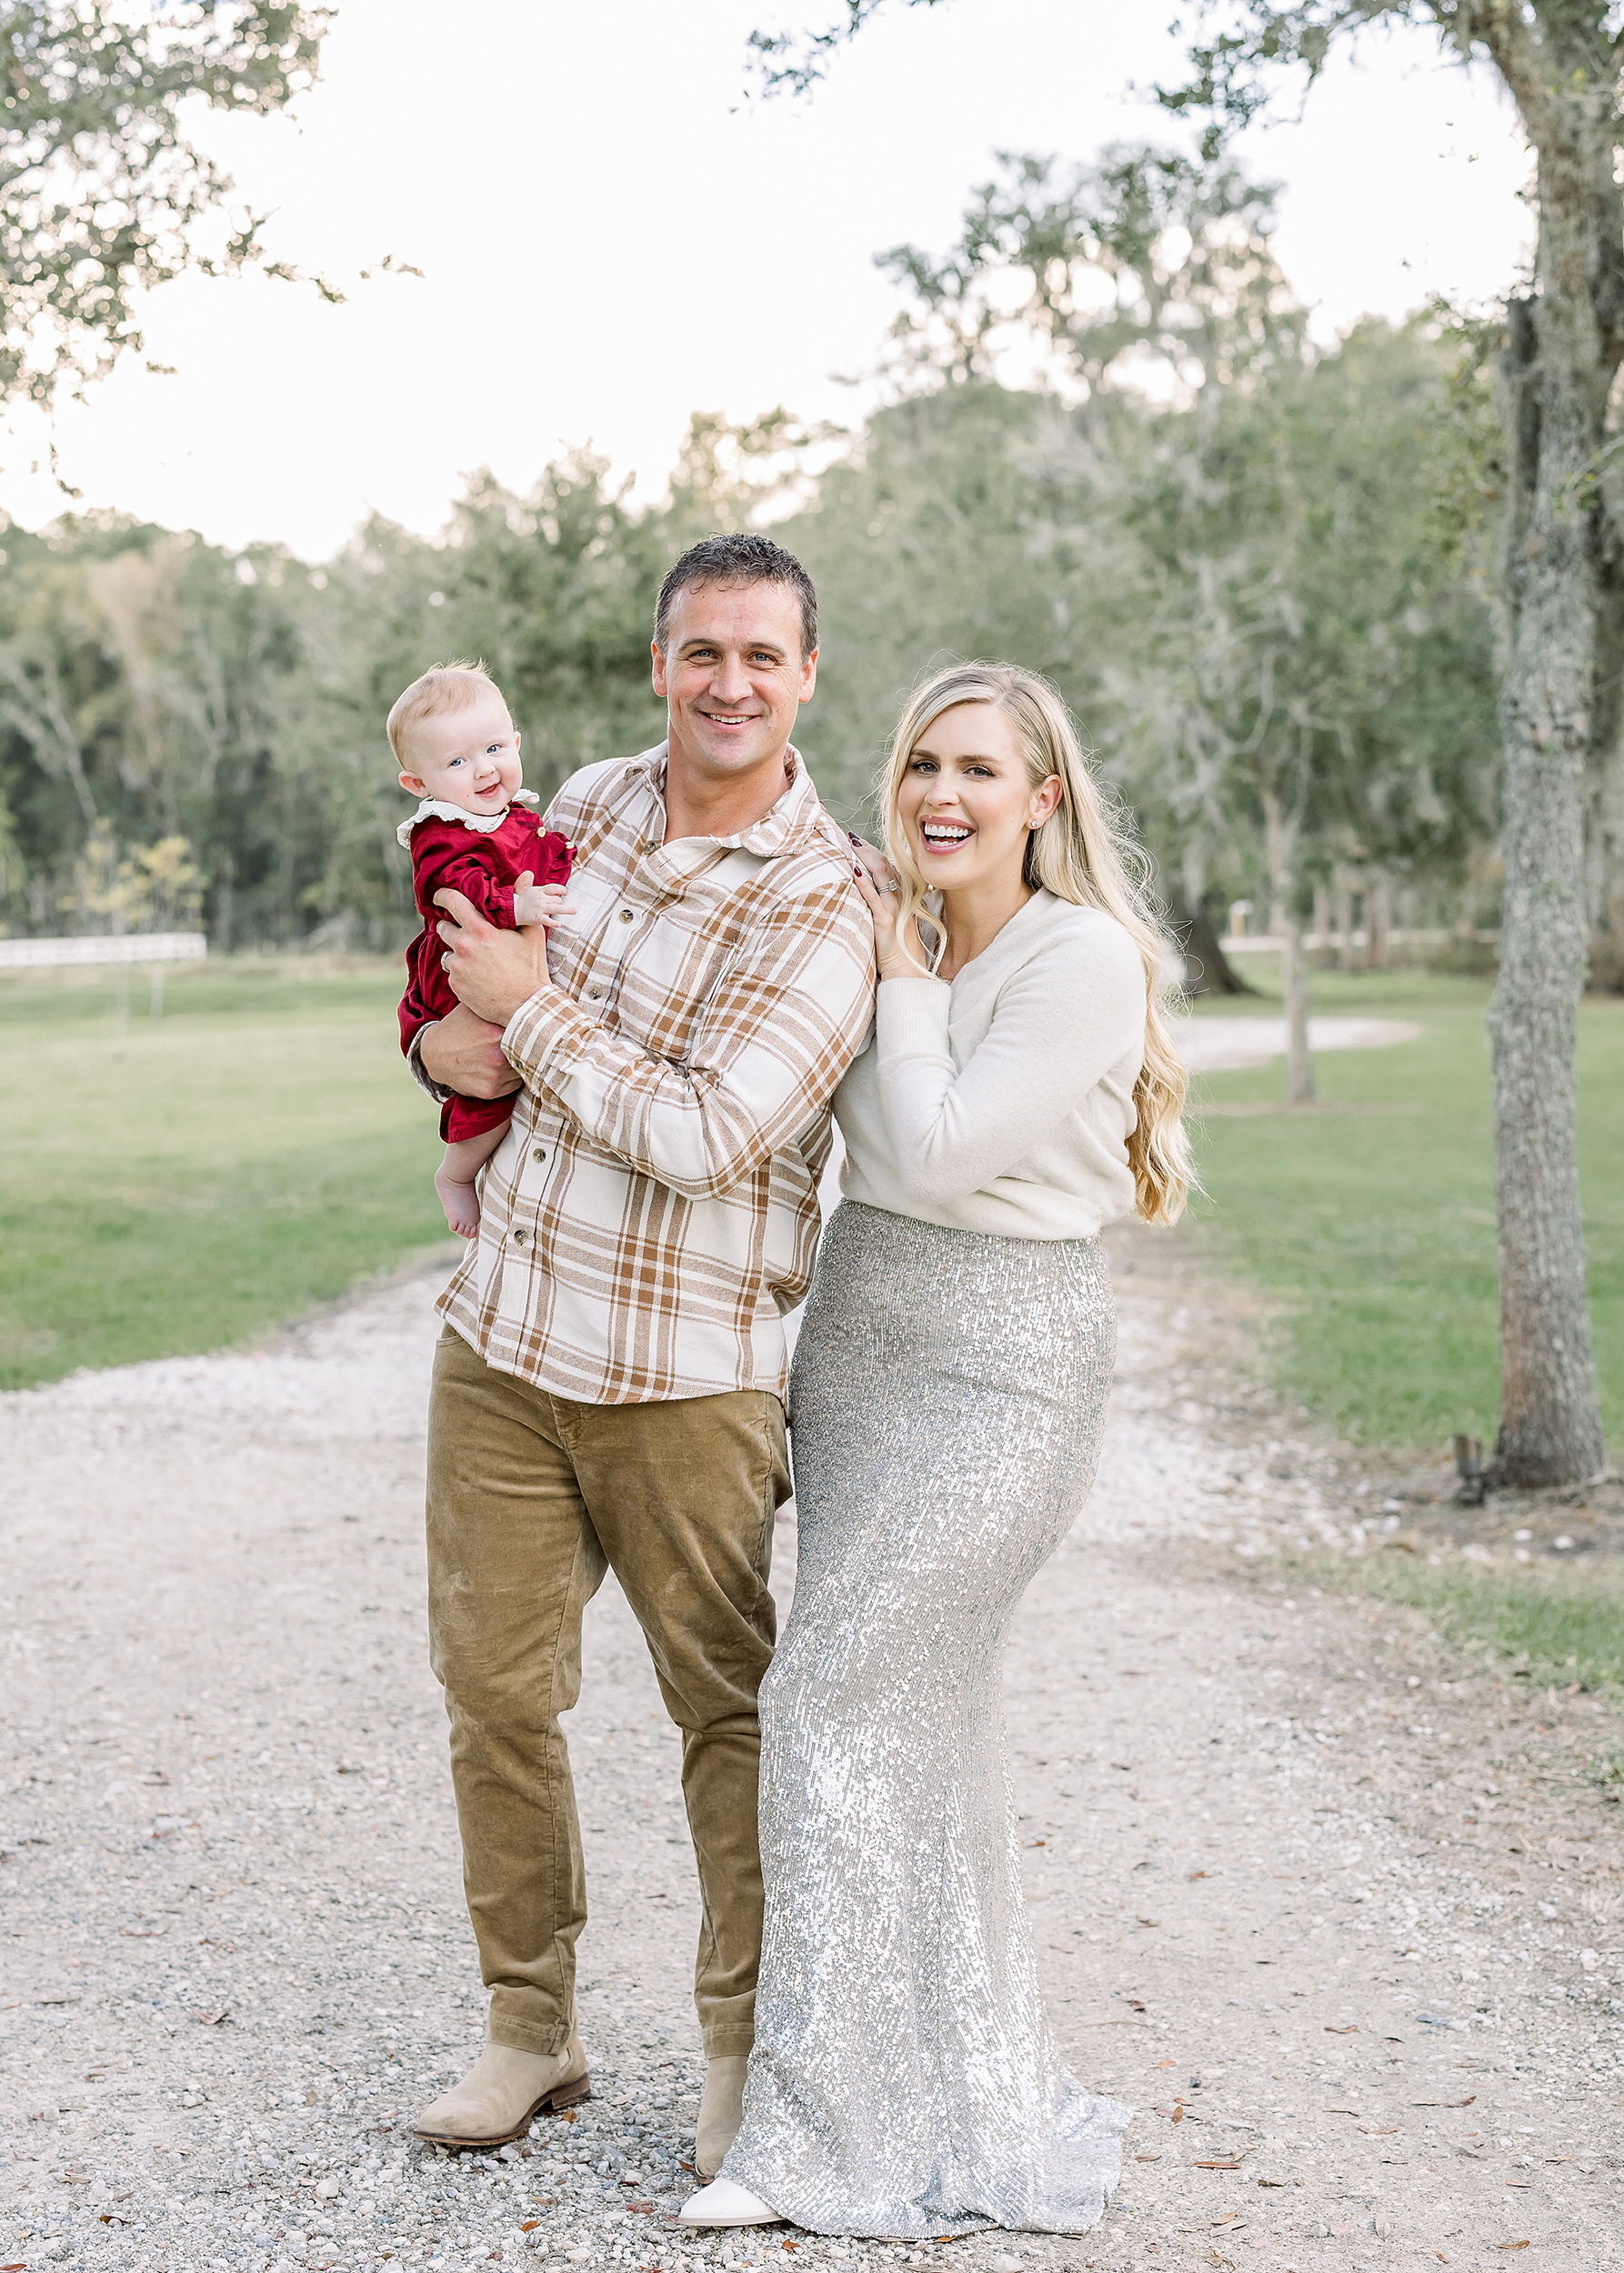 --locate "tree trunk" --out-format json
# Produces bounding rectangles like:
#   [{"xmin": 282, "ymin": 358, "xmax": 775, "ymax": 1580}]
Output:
[
  {"xmin": 1588, "ymin": 734, "xmax": 1624, "ymax": 989},
  {"xmin": 1368, "ymin": 869, "xmax": 1391, "ymax": 969},
  {"xmin": 1169, "ymin": 888, "xmax": 1258, "ymax": 996},
  {"xmin": 1261, "ymin": 786, "xmax": 1313, "ymax": 1102},
  {"xmin": 1487, "ymin": 239, "xmax": 1609, "ymax": 1482},
  {"xmin": 1282, "ymin": 923, "xmax": 1314, "ymax": 1104},
  {"xmin": 1333, "ymin": 865, "xmax": 1355, "ymax": 970},
  {"xmin": 214, "ymin": 848, "xmax": 234, "ymax": 956}
]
